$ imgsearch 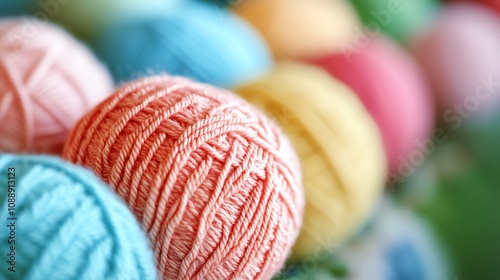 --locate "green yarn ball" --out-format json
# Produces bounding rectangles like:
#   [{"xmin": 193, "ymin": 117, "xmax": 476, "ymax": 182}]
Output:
[{"xmin": 350, "ymin": 0, "xmax": 439, "ymax": 43}]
